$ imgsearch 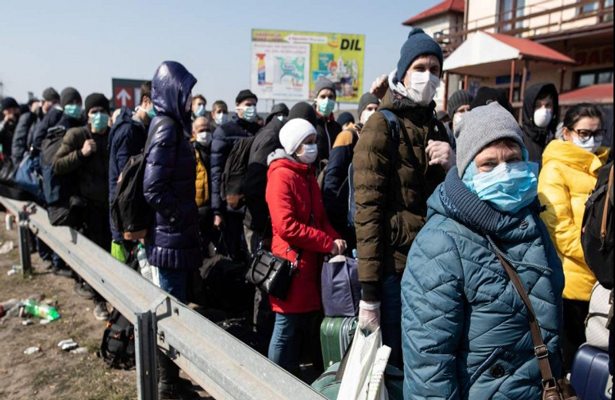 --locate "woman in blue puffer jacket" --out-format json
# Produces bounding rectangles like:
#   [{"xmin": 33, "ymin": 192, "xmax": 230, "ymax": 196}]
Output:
[{"xmin": 401, "ymin": 102, "xmax": 564, "ymax": 400}]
